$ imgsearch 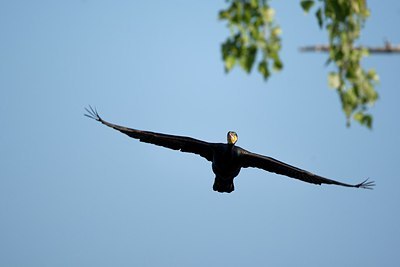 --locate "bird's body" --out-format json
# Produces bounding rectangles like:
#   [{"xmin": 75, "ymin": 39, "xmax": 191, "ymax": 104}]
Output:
[
  {"xmin": 211, "ymin": 144, "xmax": 241, "ymax": 192},
  {"xmin": 85, "ymin": 106, "xmax": 374, "ymax": 192}
]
